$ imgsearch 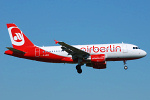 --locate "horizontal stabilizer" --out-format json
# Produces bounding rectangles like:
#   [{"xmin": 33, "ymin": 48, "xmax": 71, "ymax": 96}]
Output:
[{"xmin": 6, "ymin": 47, "xmax": 25, "ymax": 54}]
